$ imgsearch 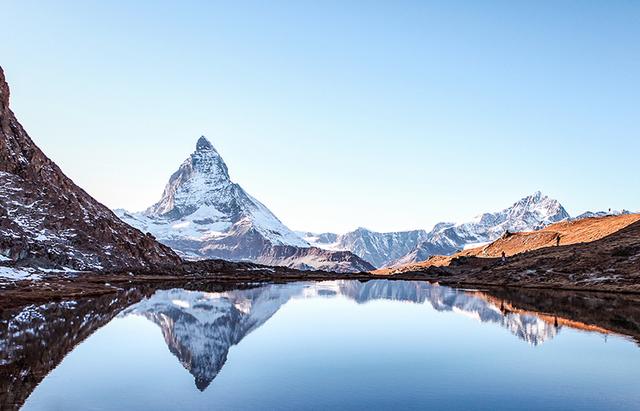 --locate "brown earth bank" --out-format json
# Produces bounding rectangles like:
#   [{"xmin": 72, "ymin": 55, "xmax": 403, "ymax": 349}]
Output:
[{"xmin": 0, "ymin": 260, "xmax": 375, "ymax": 309}]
